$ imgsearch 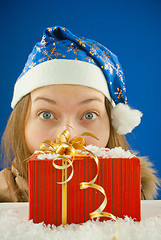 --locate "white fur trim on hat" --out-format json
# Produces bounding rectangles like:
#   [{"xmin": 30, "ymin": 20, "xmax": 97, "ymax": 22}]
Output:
[
  {"xmin": 11, "ymin": 59, "xmax": 112, "ymax": 109},
  {"xmin": 111, "ymin": 103, "xmax": 143, "ymax": 134}
]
